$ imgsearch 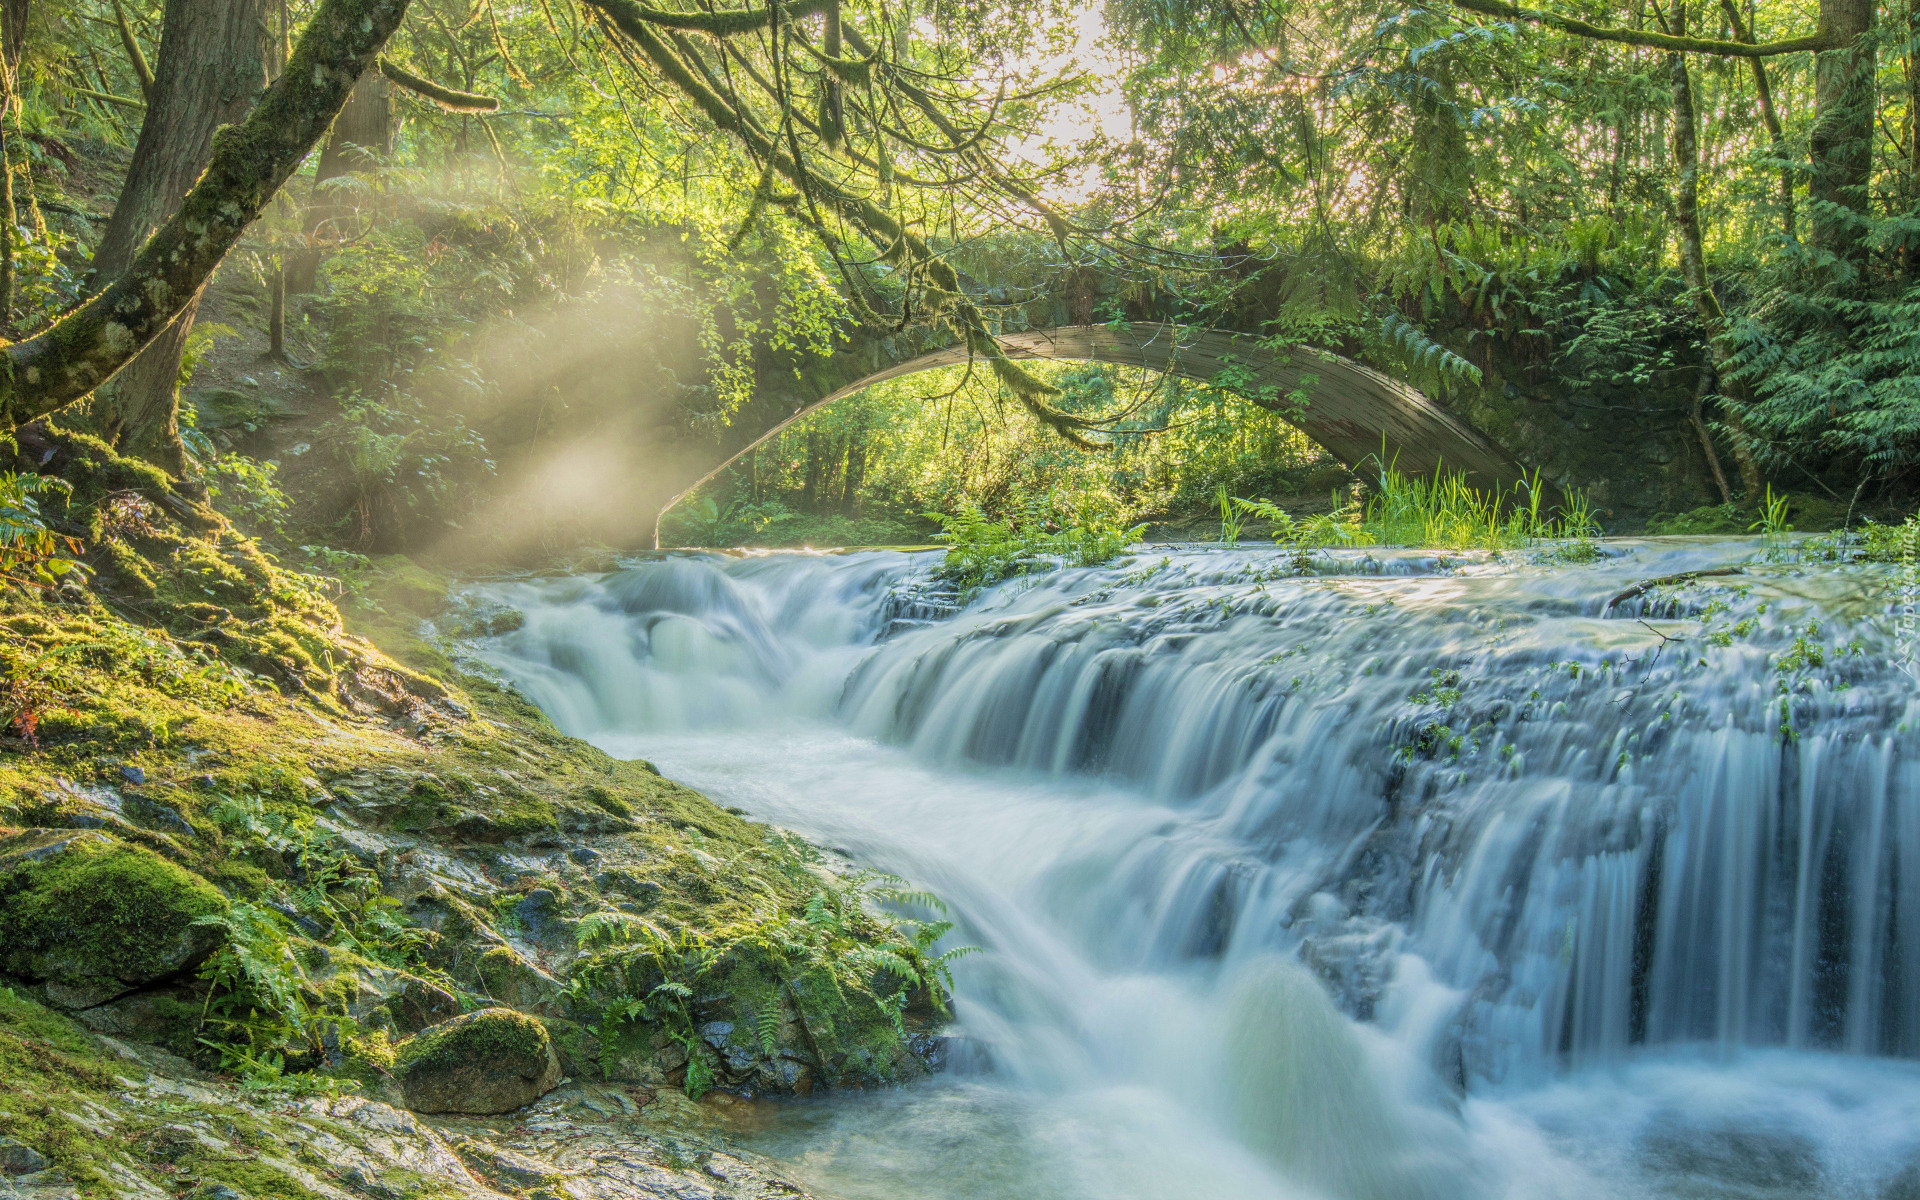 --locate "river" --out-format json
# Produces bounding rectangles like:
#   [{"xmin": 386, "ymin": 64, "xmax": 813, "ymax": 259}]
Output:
[{"xmin": 467, "ymin": 539, "xmax": 1920, "ymax": 1200}]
